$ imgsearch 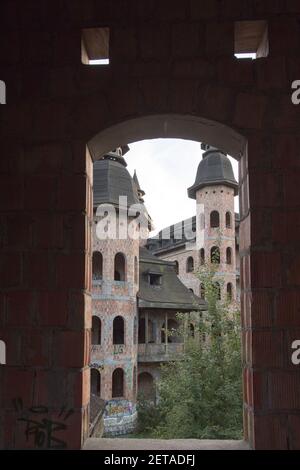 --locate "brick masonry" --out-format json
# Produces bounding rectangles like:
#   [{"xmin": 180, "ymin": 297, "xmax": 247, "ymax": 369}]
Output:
[{"xmin": 0, "ymin": 0, "xmax": 299, "ymax": 449}]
